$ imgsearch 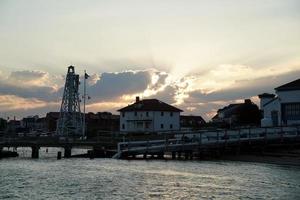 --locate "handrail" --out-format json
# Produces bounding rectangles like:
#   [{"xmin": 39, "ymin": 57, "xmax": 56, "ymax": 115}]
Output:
[{"xmin": 115, "ymin": 126, "xmax": 300, "ymax": 156}]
